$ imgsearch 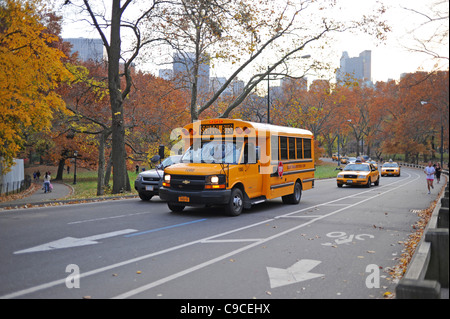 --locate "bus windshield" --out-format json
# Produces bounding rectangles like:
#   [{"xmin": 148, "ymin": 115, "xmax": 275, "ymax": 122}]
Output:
[{"xmin": 181, "ymin": 140, "xmax": 243, "ymax": 164}]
